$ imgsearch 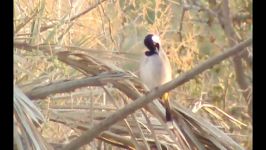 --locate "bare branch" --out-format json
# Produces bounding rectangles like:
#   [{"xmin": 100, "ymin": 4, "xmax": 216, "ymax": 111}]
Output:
[
  {"xmin": 177, "ymin": 3, "xmax": 186, "ymax": 42},
  {"xmin": 14, "ymin": 8, "xmax": 39, "ymax": 34},
  {"xmin": 62, "ymin": 37, "xmax": 251, "ymax": 150},
  {"xmin": 39, "ymin": 0, "xmax": 107, "ymax": 32},
  {"xmin": 217, "ymin": 0, "xmax": 252, "ymax": 106},
  {"xmin": 25, "ymin": 72, "xmax": 129, "ymax": 100}
]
